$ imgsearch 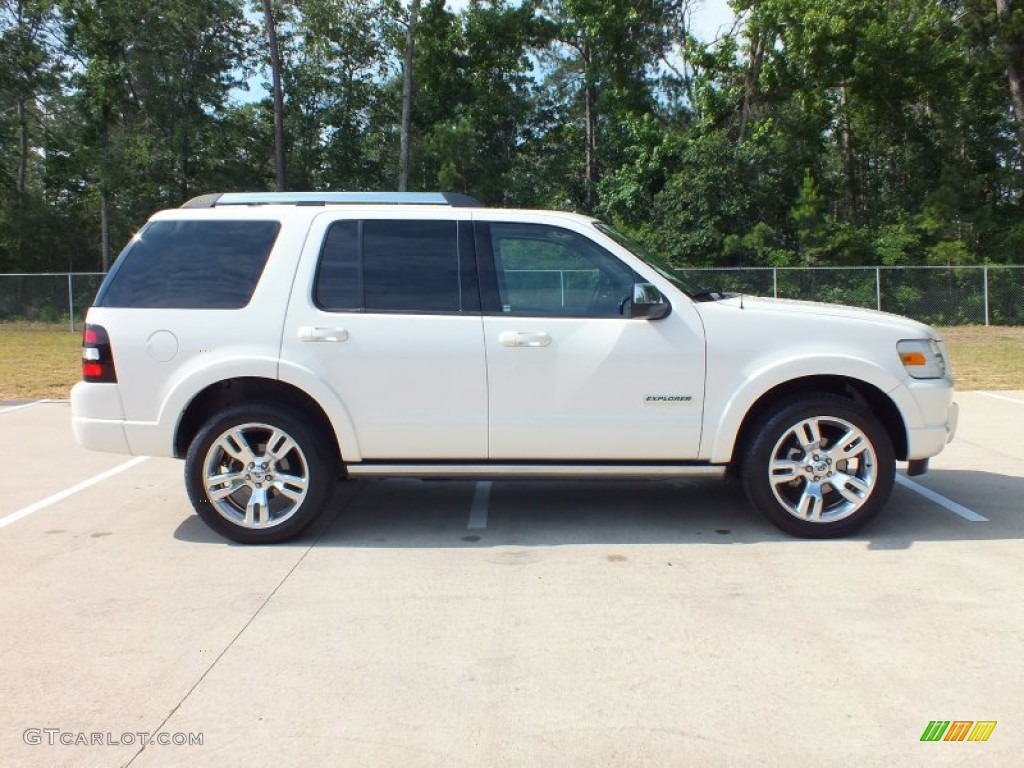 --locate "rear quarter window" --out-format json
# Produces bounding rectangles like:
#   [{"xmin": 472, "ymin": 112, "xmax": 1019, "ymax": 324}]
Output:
[{"xmin": 96, "ymin": 220, "xmax": 280, "ymax": 309}]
